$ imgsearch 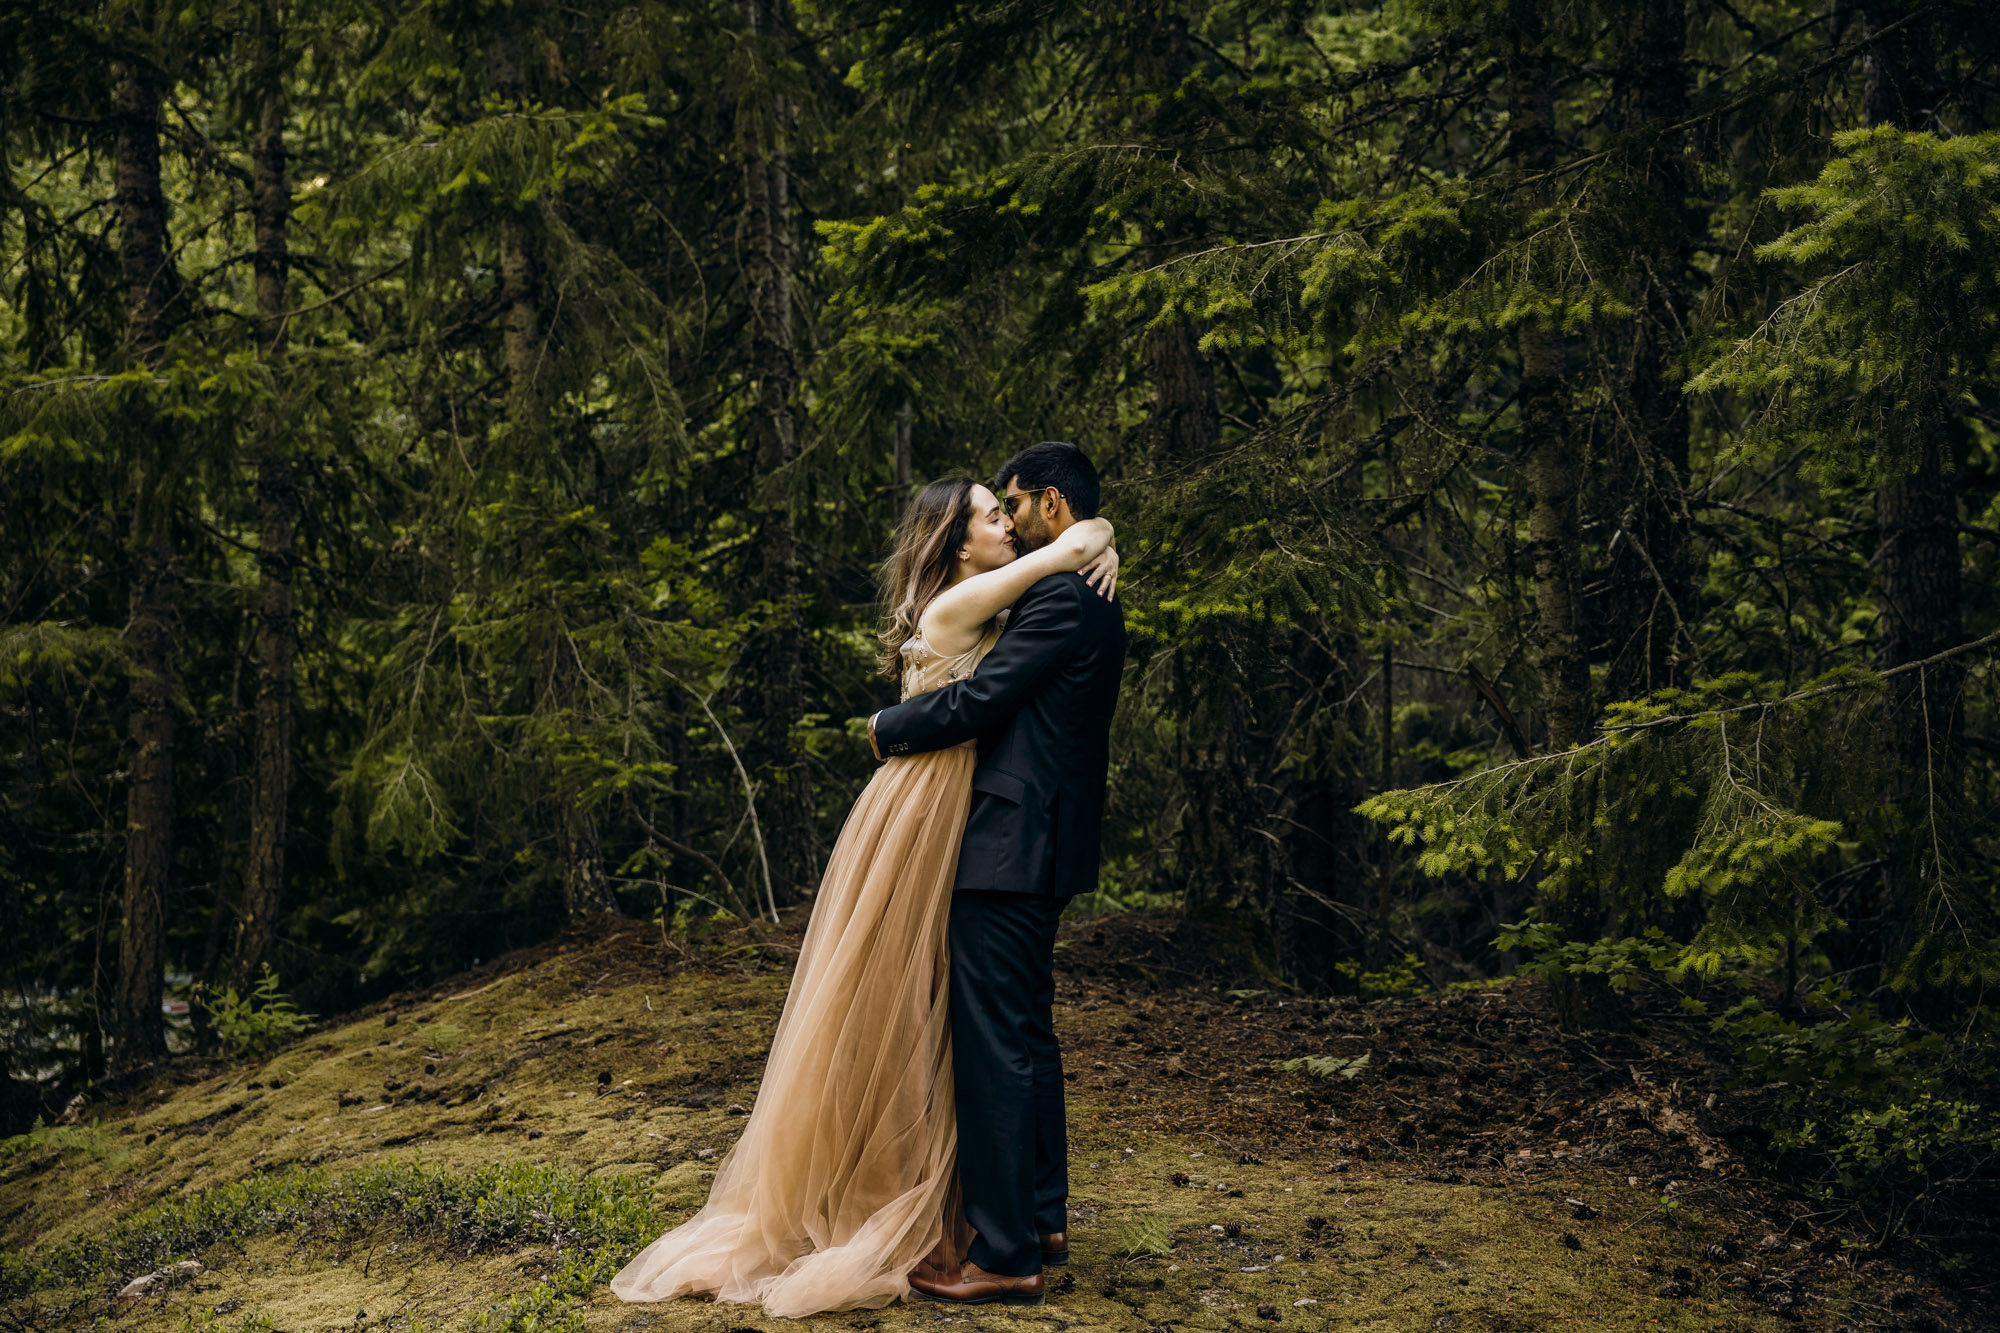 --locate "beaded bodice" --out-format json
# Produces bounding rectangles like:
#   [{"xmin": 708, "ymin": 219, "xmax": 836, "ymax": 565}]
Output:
[{"xmin": 898, "ymin": 619, "xmax": 1003, "ymax": 702}]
